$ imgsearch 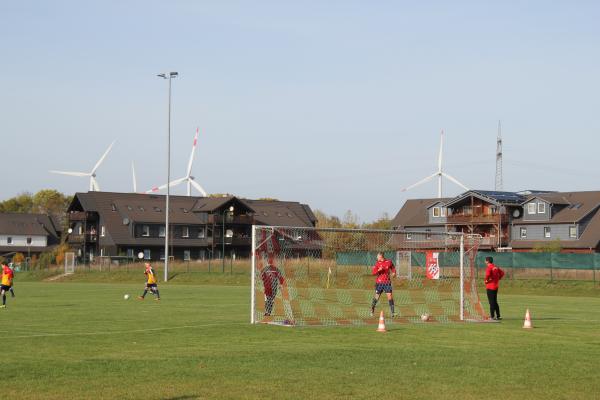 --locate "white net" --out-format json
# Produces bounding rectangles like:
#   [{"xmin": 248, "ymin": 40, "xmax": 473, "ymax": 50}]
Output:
[
  {"xmin": 64, "ymin": 252, "xmax": 75, "ymax": 274},
  {"xmin": 251, "ymin": 226, "xmax": 485, "ymax": 326}
]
